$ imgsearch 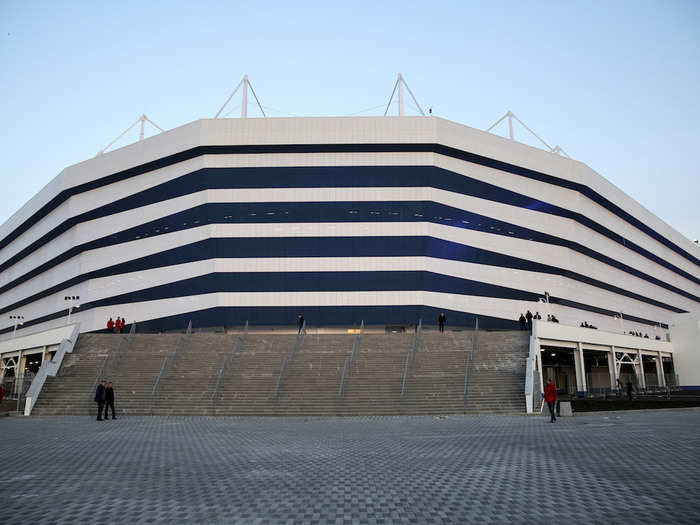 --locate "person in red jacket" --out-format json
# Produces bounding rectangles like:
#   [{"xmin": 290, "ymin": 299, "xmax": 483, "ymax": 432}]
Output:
[
  {"xmin": 544, "ymin": 378, "xmax": 557, "ymax": 423},
  {"xmin": 117, "ymin": 317, "xmax": 125, "ymax": 333},
  {"xmin": 107, "ymin": 318, "xmax": 115, "ymax": 332}
]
